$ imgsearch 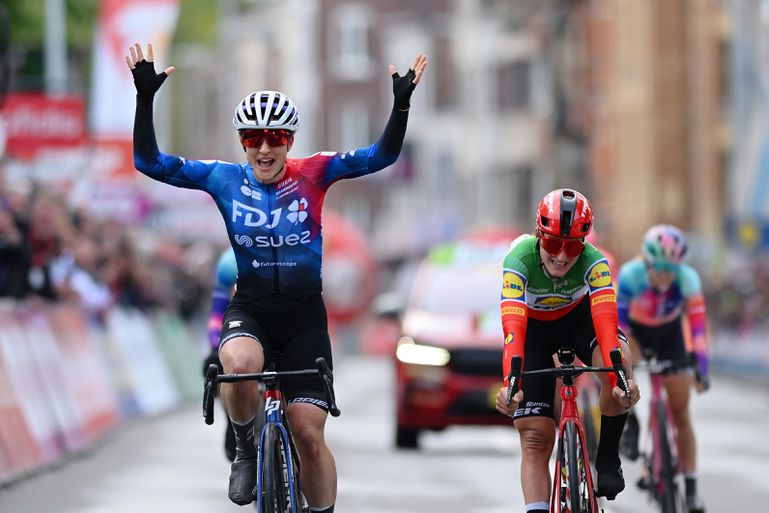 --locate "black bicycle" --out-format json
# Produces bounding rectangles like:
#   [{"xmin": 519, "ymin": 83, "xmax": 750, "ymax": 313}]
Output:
[{"xmin": 203, "ymin": 357, "xmax": 341, "ymax": 513}]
